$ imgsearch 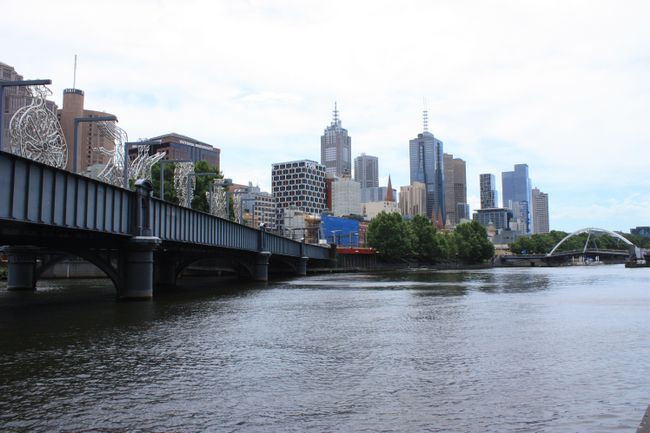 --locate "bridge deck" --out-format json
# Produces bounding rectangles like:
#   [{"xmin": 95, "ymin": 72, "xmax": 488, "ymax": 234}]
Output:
[{"xmin": 0, "ymin": 151, "xmax": 330, "ymax": 261}]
